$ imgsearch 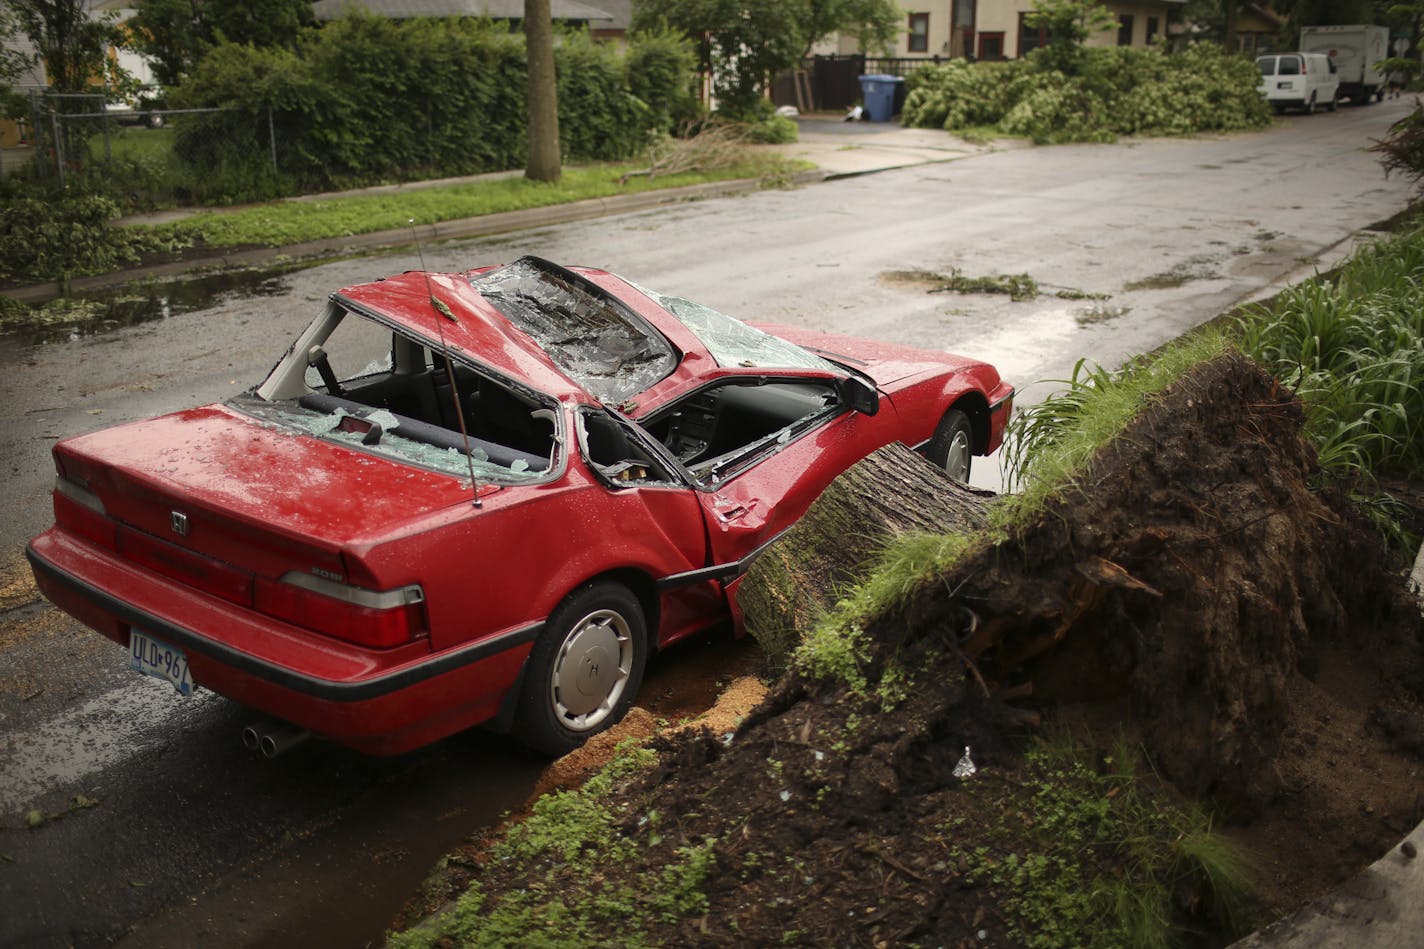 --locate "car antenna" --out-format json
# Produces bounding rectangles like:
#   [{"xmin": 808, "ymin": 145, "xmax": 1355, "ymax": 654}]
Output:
[{"xmin": 411, "ymin": 220, "xmax": 482, "ymax": 509}]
